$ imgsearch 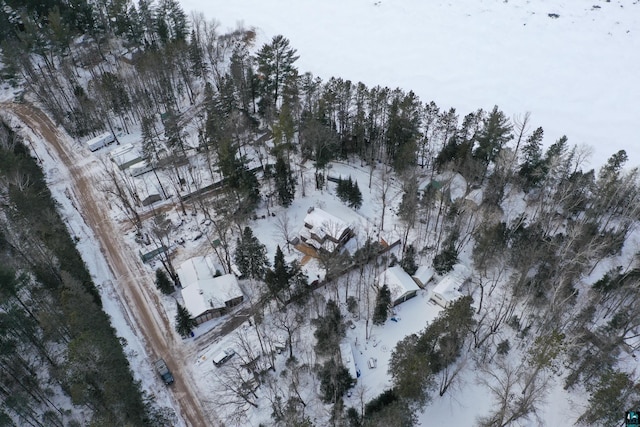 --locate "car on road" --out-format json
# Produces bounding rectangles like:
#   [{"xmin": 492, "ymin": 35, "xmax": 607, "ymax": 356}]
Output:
[{"xmin": 154, "ymin": 358, "xmax": 174, "ymax": 385}]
